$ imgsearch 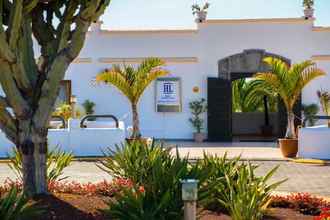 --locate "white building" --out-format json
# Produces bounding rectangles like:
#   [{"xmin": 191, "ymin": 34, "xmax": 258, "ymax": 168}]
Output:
[{"xmin": 60, "ymin": 16, "xmax": 330, "ymax": 141}]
